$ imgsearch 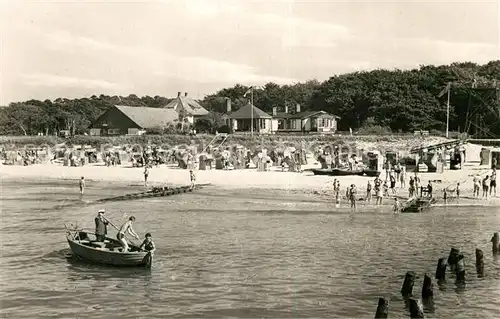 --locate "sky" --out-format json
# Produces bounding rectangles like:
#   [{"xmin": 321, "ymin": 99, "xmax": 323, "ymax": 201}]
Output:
[{"xmin": 0, "ymin": 0, "xmax": 498, "ymax": 104}]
